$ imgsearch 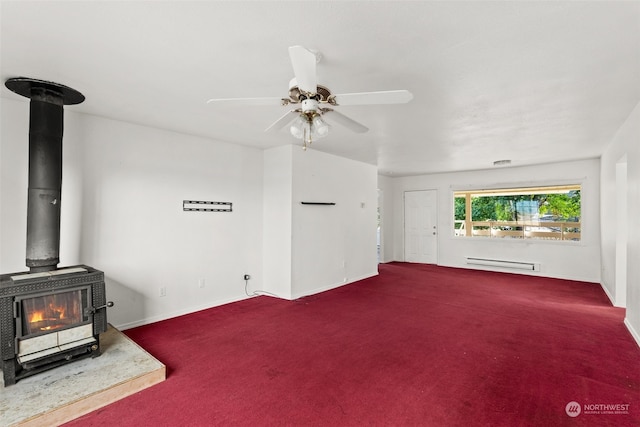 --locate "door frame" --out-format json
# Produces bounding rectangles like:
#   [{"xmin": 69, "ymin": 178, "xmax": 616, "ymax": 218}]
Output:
[{"xmin": 615, "ymin": 155, "xmax": 628, "ymax": 308}]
